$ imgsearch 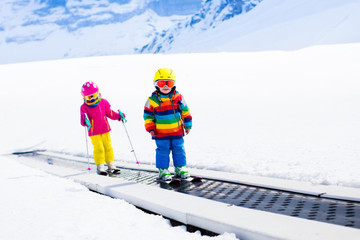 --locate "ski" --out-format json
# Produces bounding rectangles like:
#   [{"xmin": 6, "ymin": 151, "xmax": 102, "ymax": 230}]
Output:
[
  {"xmin": 98, "ymin": 171, "xmax": 108, "ymax": 176},
  {"xmin": 189, "ymin": 176, "xmax": 203, "ymax": 182},
  {"xmin": 97, "ymin": 169, "xmax": 121, "ymax": 177},
  {"xmin": 173, "ymin": 176, "xmax": 203, "ymax": 183},
  {"xmin": 109, "ymin": 169, "xmax": 121, "ymax": 174},
  {"xmin": 157, "ymin": 177, "xmax": 181, "ymax": 185},
  {"xmin": 108, "ymin": 169, "xmax": 121, "ymax": 177}
]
